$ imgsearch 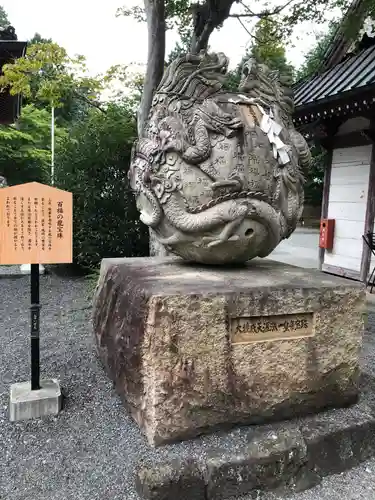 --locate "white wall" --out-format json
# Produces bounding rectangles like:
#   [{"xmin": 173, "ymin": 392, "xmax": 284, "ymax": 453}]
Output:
[{"xmin": 324, "ymin": 145, "xmax": 372, "ymax": 273}]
